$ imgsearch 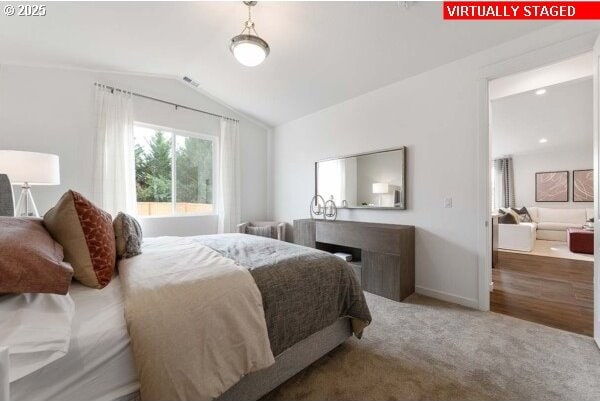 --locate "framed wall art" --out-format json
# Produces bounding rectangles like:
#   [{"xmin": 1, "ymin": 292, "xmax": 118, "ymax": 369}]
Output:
[
  {"xmin": 573, "ymin": 169, "xmax": 593, "ymax": 202},
  {"xmin": 535, "ymin": 171, "xmax": 568, "ymax": 202}
]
